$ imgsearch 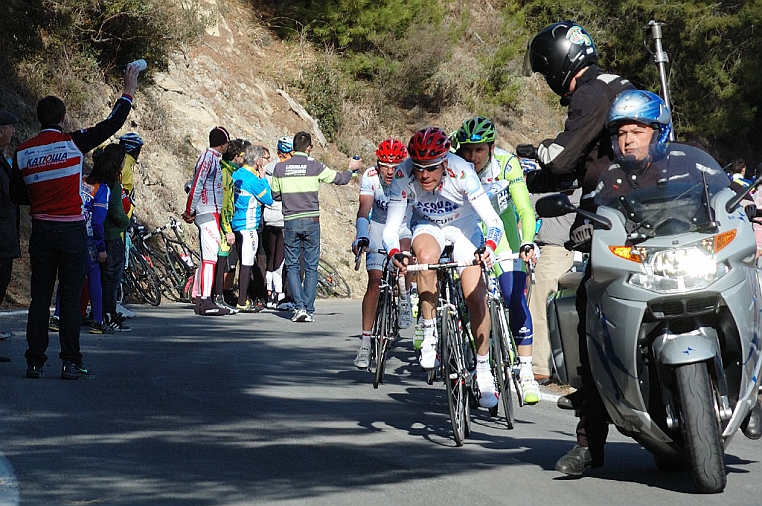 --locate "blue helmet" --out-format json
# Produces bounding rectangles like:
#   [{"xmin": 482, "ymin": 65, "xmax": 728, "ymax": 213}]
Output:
[
  {"xmin": 119, "ymin": 132, "xmax": 144, "ymax": 155},
  {"xmin": 277, "ymin": 136, "xmax": 294, "ymax": 154},
  {"xmin": 608, "ymin": 90, "xmax": 672, "ymax": 157}
]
